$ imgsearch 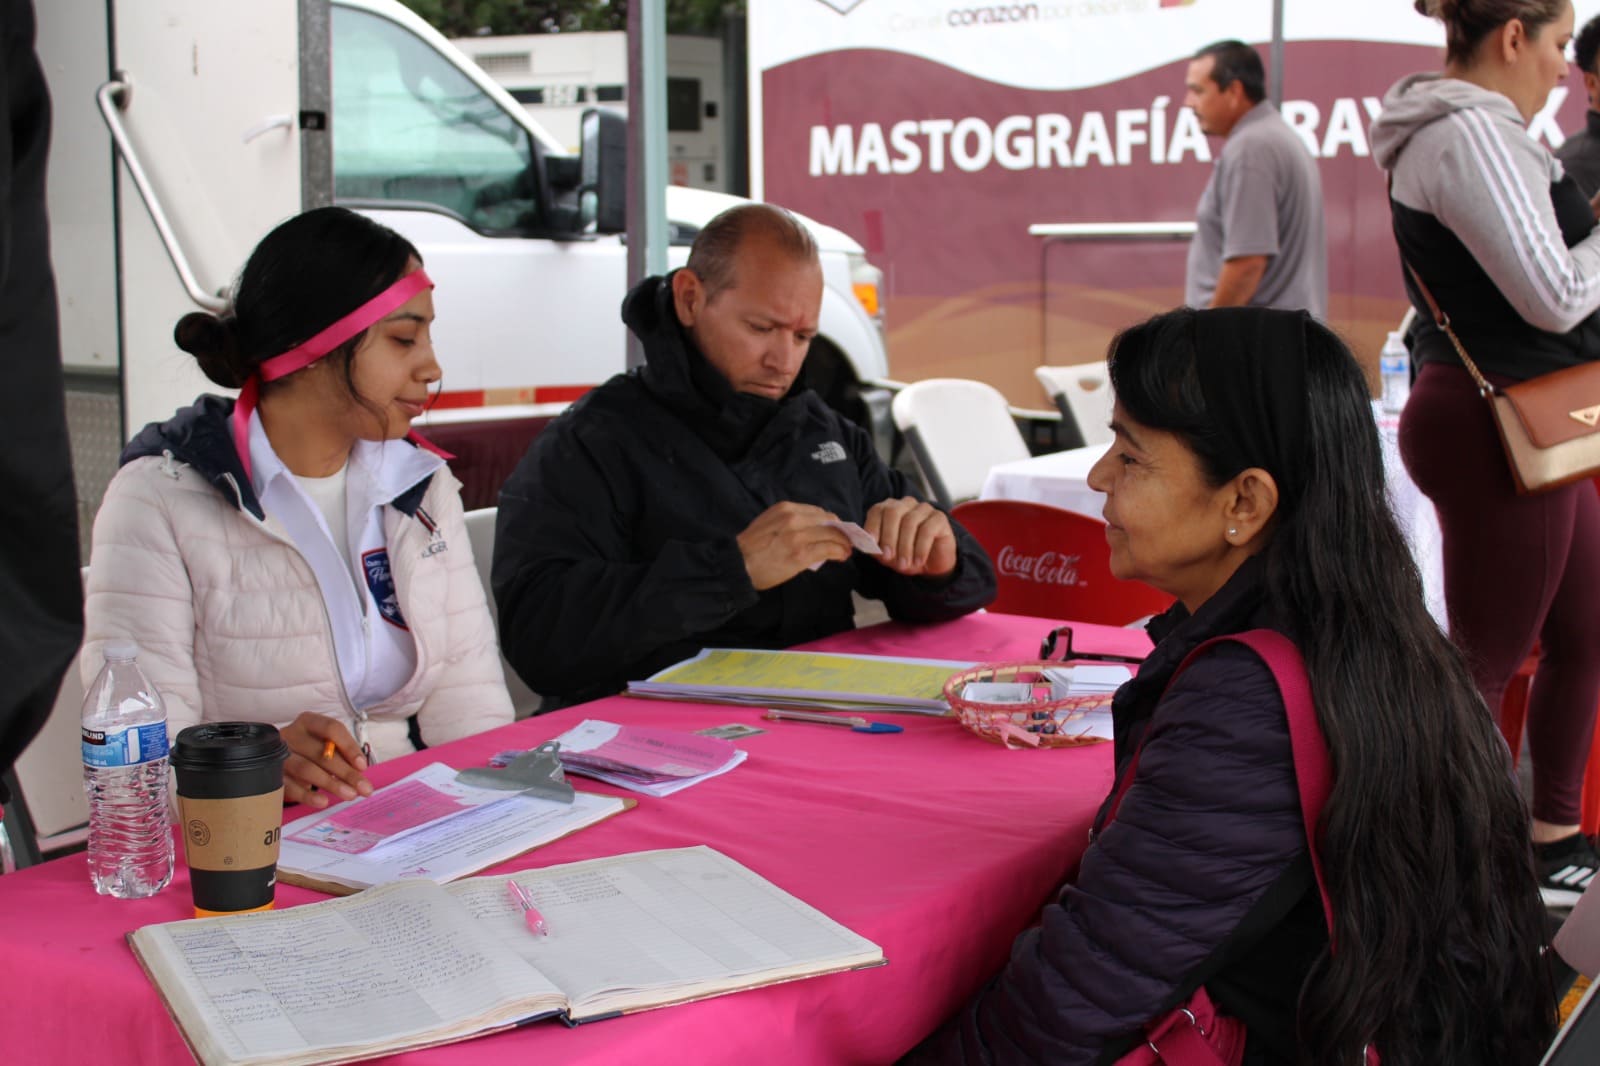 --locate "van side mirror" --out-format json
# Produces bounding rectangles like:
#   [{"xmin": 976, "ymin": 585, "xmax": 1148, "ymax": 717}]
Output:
[{"xmin": 580, "ymin": 107, "xmax": 626, "ymax": 234}]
